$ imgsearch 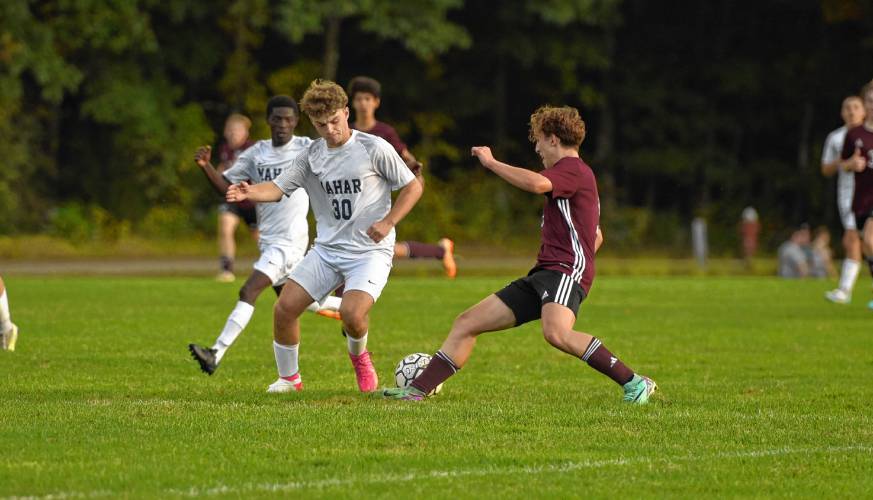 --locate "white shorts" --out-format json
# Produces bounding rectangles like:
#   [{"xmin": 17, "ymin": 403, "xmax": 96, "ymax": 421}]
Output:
[
  {"xmin": 289, "ymin": 246, "xmax": 393, "ymax": 303},
  {"xmin": 841, "ymin": 210, "xmax": 858, "ymax": 231},
  {"xmin": 837, "ymin": 172, "xmax": 856, "ymax": 231},
  {"xmin": 253, "ymin": 244, "xmax": 305, "ymax": 286}
]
